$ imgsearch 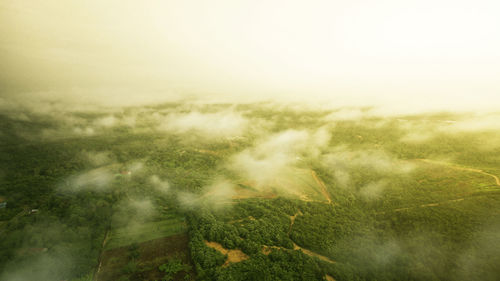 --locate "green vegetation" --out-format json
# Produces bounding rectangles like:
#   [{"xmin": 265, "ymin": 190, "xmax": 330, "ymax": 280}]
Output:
[
  {"xmin": 159, "ymin": 257, "xmax": 192, "ymax": 281},
  {"xmin": 106, "ymin": 218, "xmax": 187, "ymax": 250},
  {"xmin": 0, "ymin": 103, "xmax": 499, "ymax": 280}
]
